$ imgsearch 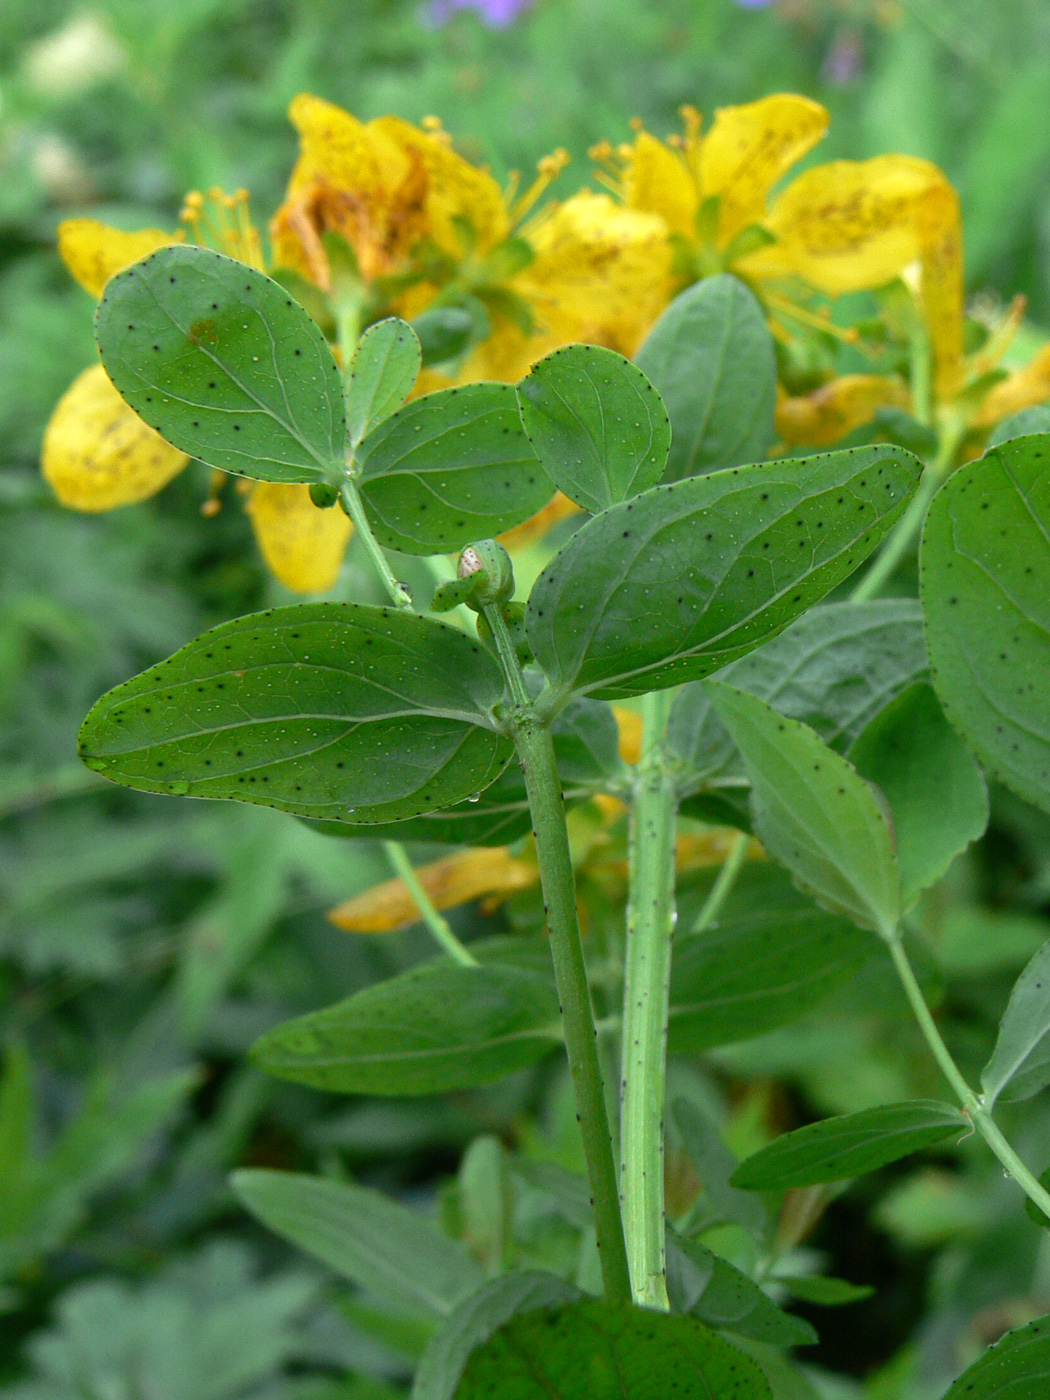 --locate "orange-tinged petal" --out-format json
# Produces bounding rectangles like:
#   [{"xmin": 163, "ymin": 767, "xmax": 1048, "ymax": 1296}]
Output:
[
  {"xmin": 622, "ymin": 130, "xmax": 697, "ymax": 239},
  {"xmin": 42, "ymin": 363, "xmax": 188, "ymax": 510},
  {"xmin": 369, "ymin": 115, "xmax": 510, "ymax": 255},
  {"xmin": 328, "ymin": 847, "xmax": 537, "ymax": 932},
  {"xmin": 498, "ymin": 491, "xmax": 583, "ymax": 550},
  {"xmin": 776, "ymin": 374, "xmax": 909, "ymax": 447},
  {"xmin": 518, "ymin": 191, "xmax": 673, "ymax": 355},
  {"xmin": 58, "ymin": 218, "xmax": 181, "ymax": 297},
  {"xmin": 700, "ymin": 94, "xmax": 828, "ymax": 246},
  {"xmin": 973, "ymin": 343, "xmax": 1050, "ymax": 427},
  {"xmin": 613, "ymin": 706, "xmax": 643, "ymax": 765},
  {"xmin": 246, "ymin": 482, "xmax": 352, "ymax": 593}
]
